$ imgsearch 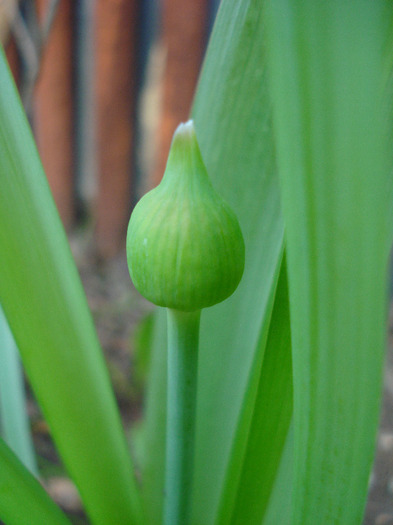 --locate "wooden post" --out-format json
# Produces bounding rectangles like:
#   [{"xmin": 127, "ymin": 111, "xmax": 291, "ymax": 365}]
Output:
[
  {"xmin": 94, "ymin": 0, "xmax": 138, "ymax": 258},
  {"xmin": 5, "ymin": 37, "xmax": 20, "ymax": 86},
  {"xmin": 152, "ymin": 0, "xmax": 209, "ymax": 186},
  {"xmin": 35, "ymin": 0, "xmax": 75, "ymax": 230},
  {"xmin": 2, "ymin": 0, "xmax": 20, "ymax": 85}
]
